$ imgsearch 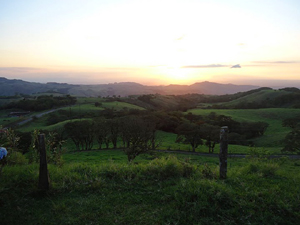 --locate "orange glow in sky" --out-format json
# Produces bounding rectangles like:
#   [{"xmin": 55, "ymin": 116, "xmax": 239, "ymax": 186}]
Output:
[{"xmin": 0, "ymin": 0, "xmax": 299, "ymax": 86}]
